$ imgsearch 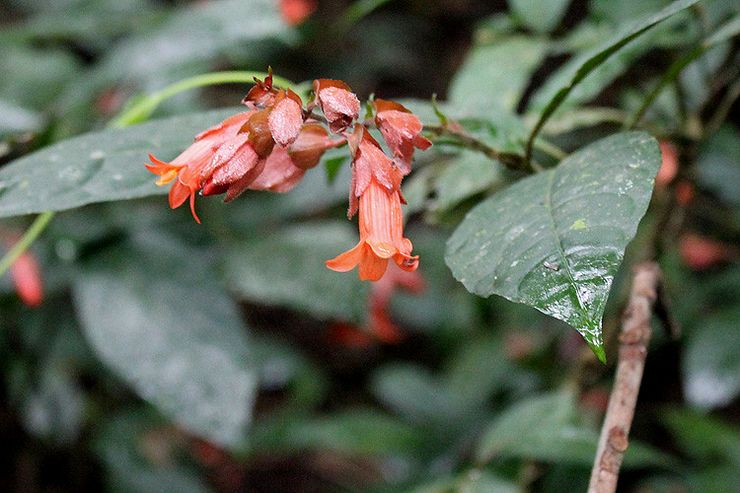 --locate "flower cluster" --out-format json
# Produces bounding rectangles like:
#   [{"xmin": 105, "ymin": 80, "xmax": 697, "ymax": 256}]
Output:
[{"xmin": 147, "ymin": 72, "xmax": 431, "ymax": 281}]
